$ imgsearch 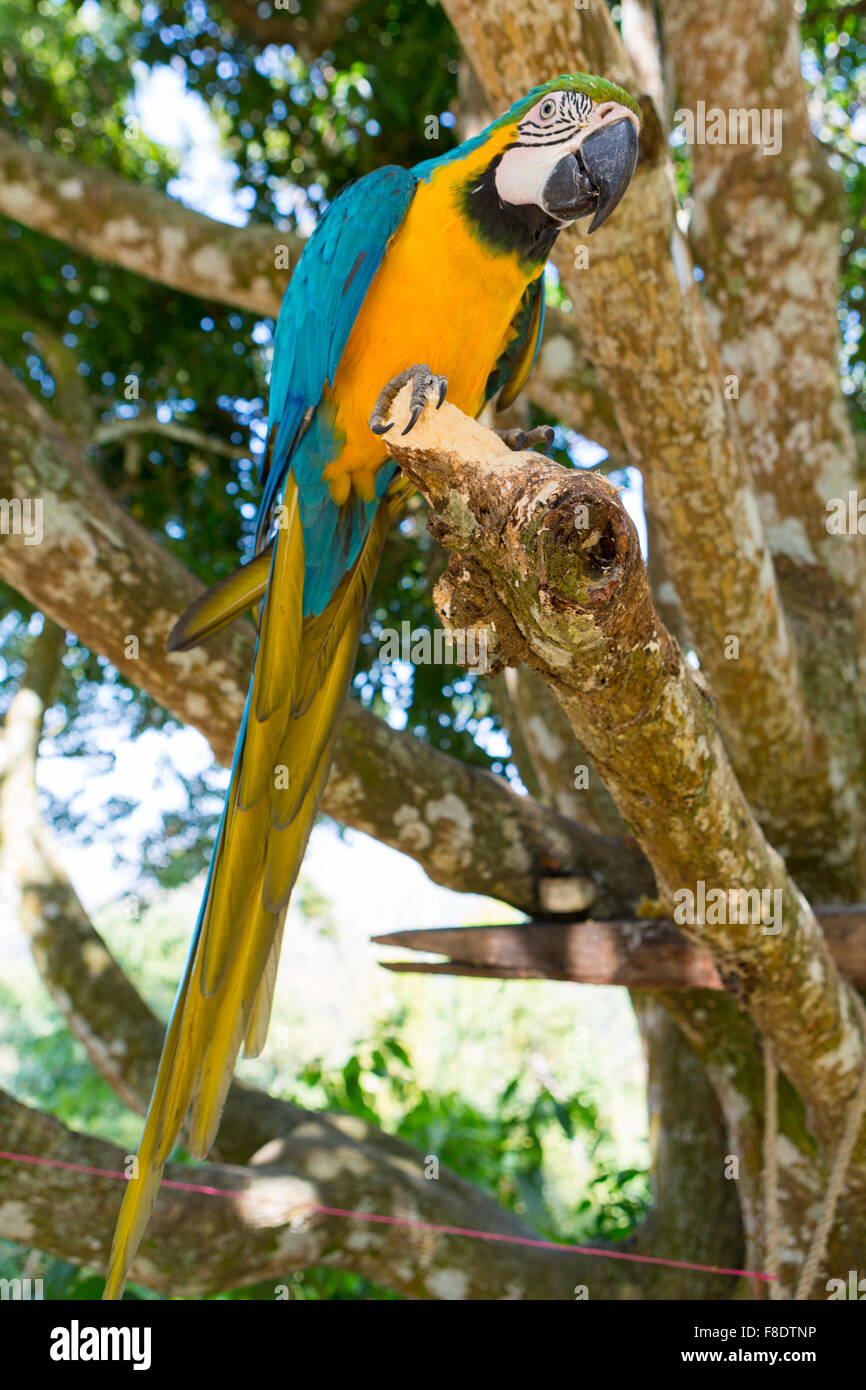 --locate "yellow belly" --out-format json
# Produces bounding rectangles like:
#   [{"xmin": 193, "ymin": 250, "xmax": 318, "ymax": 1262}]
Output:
[{"xmin": 325, "ymin": 163, "xmax": 535, "ymax": 505}]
